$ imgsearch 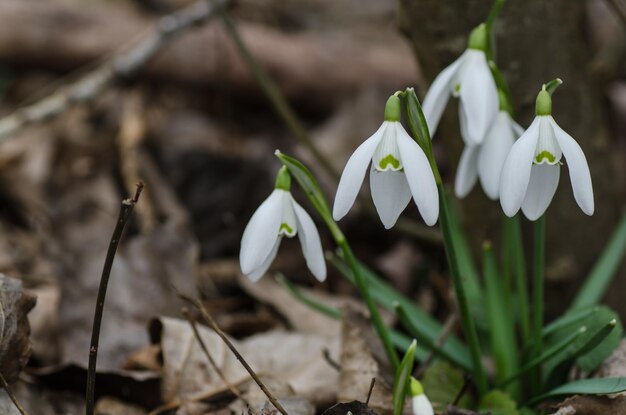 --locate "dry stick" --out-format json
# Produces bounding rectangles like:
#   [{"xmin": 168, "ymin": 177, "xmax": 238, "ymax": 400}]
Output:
[
  {"xmin": 85, "ymin": 182, "xmax": 144, "ymax": 415},
  {"xmin": 365, "ymin": 378, "xmax": 376, "ymax": 405},
  {"xmin": 0, "ymin": 0, "xmax": 229, "ymax": 142},
  {"xmin": 179, "ymin": 294, "xmax": 289, "ymax": 415},
  {"xmin": 414, "ymin": 312, "xmax": 459, "ymax": 378},
  {"xmin": 0, "ymin": 372, "xmax": 28, "ymax": 415},
  {"xmin": 180, "ymin": 307, "xmax": 251, "ymax": 407},
  {"xmin": 217, "ymin": 8, "xmax": 338, "ymax": 181}
]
